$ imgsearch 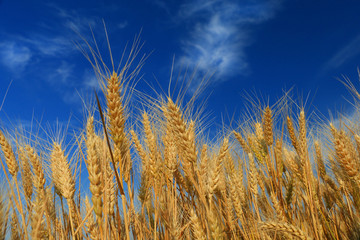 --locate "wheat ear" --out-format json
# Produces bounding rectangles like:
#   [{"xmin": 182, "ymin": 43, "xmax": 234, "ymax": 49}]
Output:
[
  {"xmin": 314, "ymin": 140, "xmax": 326, "ymax": 180},
  {"xmin": 0, "ymin": 130, "xmax": 18, "ymax": 176},
  {"xmin": 11, "ymin": 210, "xmax": 20, "ymax": 240},
  {"xmin": 86, "ymin": 116, "xmax": 103, "ymax": 219},
  {"xmin": 190, "ymin": 209, "xmax": 206, "ymax": 240},
  {"xmin": 26, "ymin": 145, "xmax": 45, "ymax": 193},
  {"xmin": 233, "ymin": 131, "xmax": 251, "ymax": 154},
  {"xmin": 106, "ymin": 71, "xmax": 130, "ymax": 172},
  {"xmin": 286, "ymin": 116, "xmax": 298, "ymax": 151},
  {"xmin": 263, "ymin": 106, "xmax": 274, "ymax": 146},
  {"xmin": 333, "ymin": 129, "xmax": 360, "ymax": 182},
  {"xmin": 51, "ymin": 142, "xmax": 75, "ymax": 200},
  {"xmin": 18, "ymin": 146, "xmax": 33, "ymax": 204},
  {"xmin": 260, "ymin": 221, "xmax": 311, "ymax": 240},
  {"xmin": 85, "ymin": 196, "xmax": 100, "ymax": 240}
]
